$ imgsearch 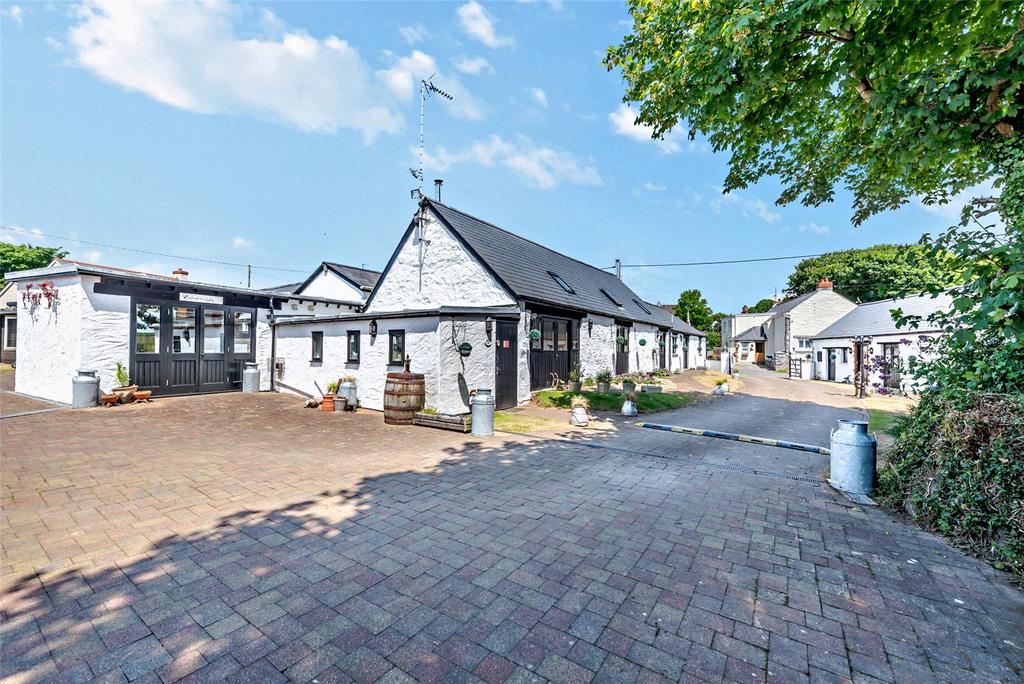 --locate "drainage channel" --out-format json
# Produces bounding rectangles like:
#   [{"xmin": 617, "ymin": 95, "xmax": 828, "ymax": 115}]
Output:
[{"xmin": 496, "ymin": 430, "xmax": 823, "ymax": 484}]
